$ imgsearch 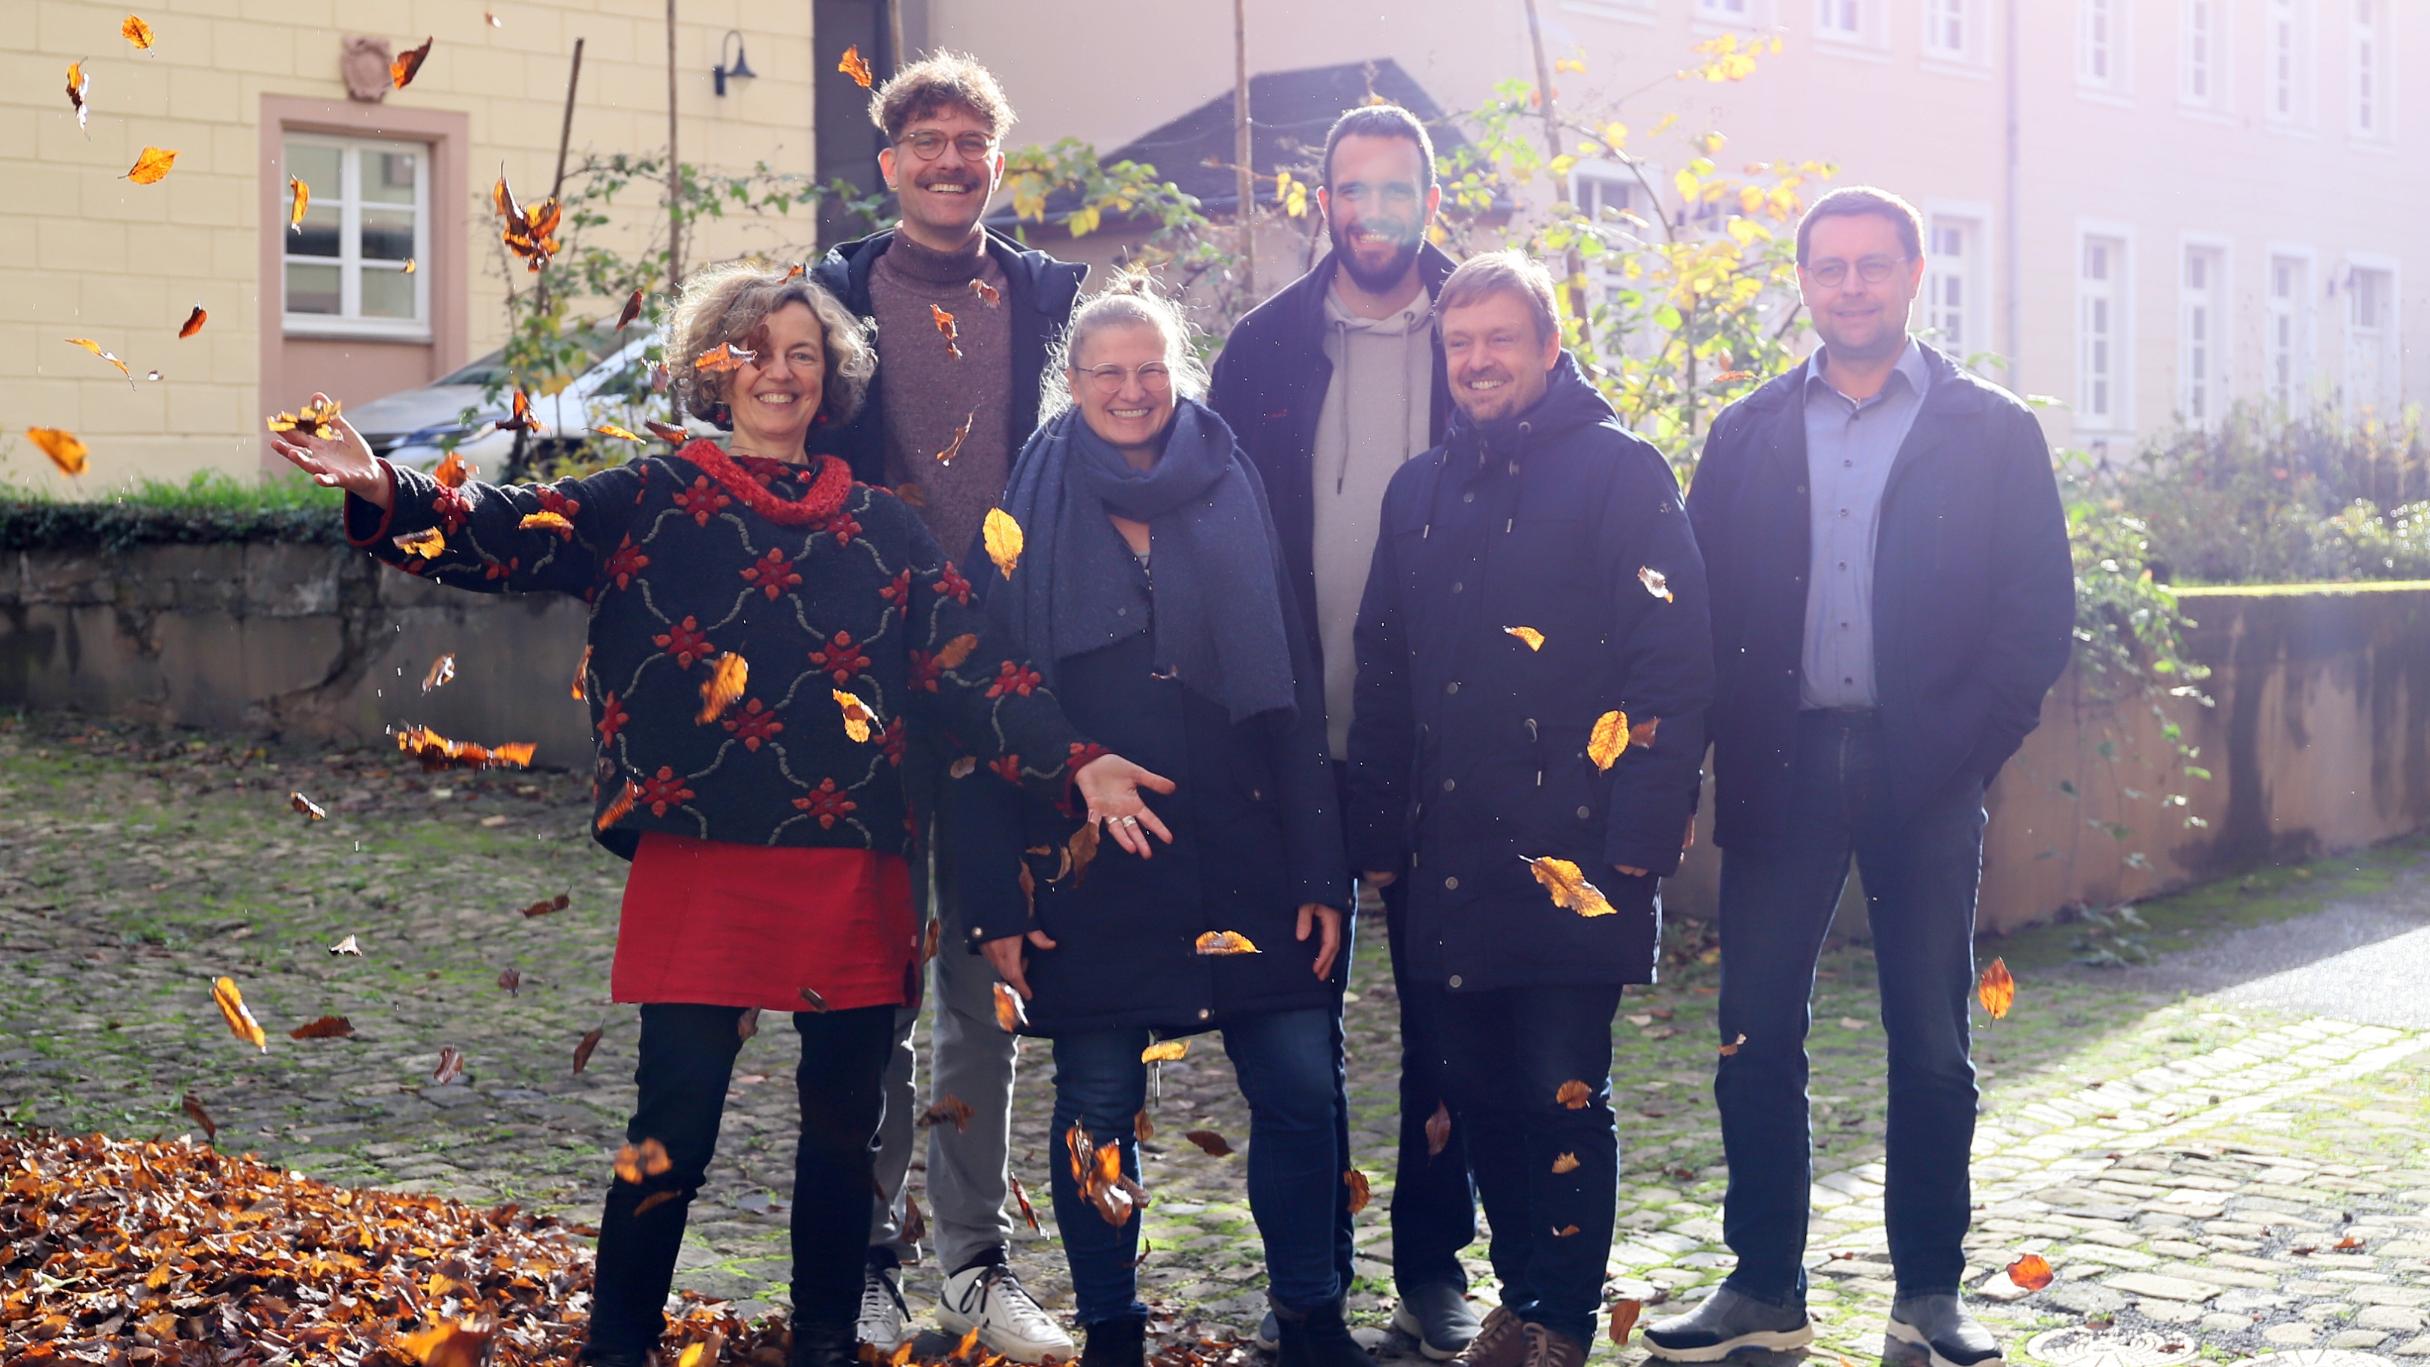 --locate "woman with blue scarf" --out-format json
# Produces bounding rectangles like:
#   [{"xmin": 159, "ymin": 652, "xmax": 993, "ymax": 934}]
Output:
[{"xmin": 956, "ymin": 277, "xmax": 1361, "ymax": 1367}]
